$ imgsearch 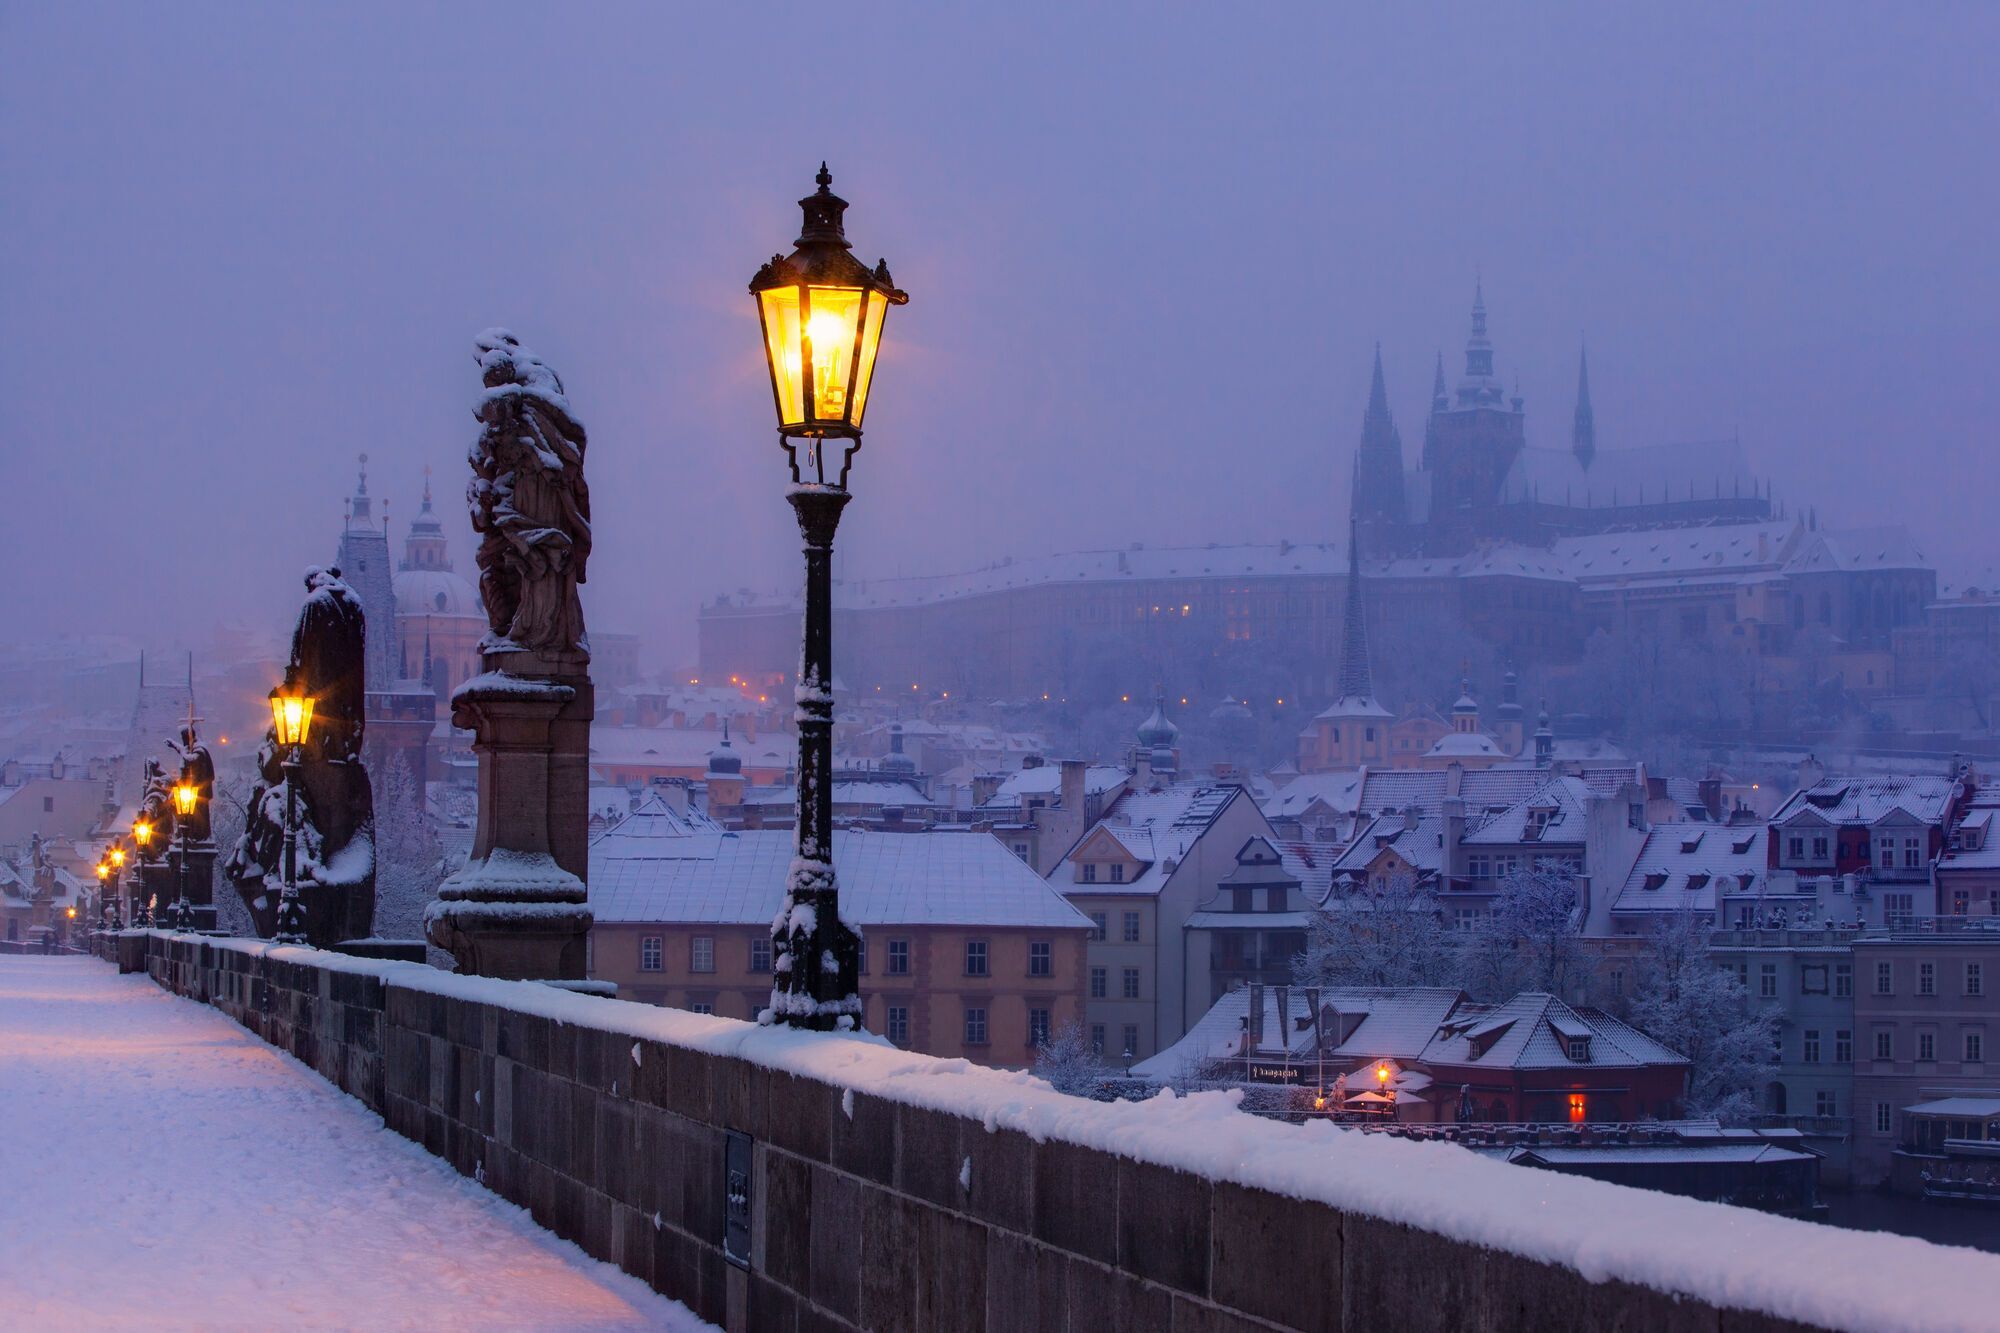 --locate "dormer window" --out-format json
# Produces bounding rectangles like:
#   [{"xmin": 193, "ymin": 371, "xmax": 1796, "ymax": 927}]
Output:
[
  {"xmin": 1567, "ymin": 1037, "xmax": 1590, "ymax": 1061},
  {"xmin": 1643, "ymin": 873, "xmax": 1669, "ymax": 892},
  {"xmin": 1110, "ymin": 863, "xmax": 1126, "ymax": 883},
  {"xmin": 1081, "ymin": 863, "xmax": 1097, "ymax": 883}
]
